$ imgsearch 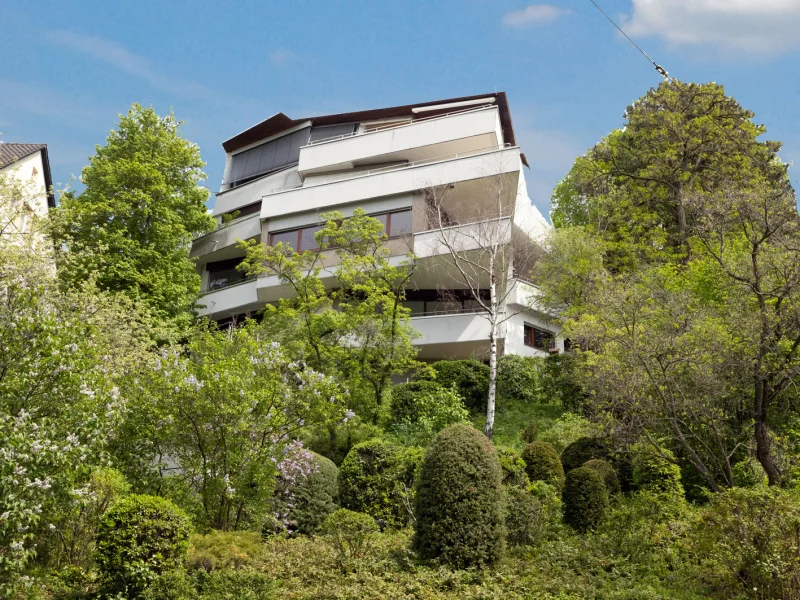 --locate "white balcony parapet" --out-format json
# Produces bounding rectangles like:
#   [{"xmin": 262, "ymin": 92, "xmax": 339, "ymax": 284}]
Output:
[
  {"xmin": 413, "ymin": 217, "xmax": 512, "ymax": 259},
  {"xmin": 191, "ymin": 213, "xmax": 261, "ymax": 258},
  {"xmin": 411, "ymin": 311, "xmax": 503, "ymax": 346},
  {"xmin": 261, "ymin": 145, "xmax": 520, "ymax": 220},
  {"xmin": 298, "ymin": 105, "xmax": 501, "ymax": 176},
  {"xmin": 197, "ymin": 278, "xmax": 259, "ymax": 318}
]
